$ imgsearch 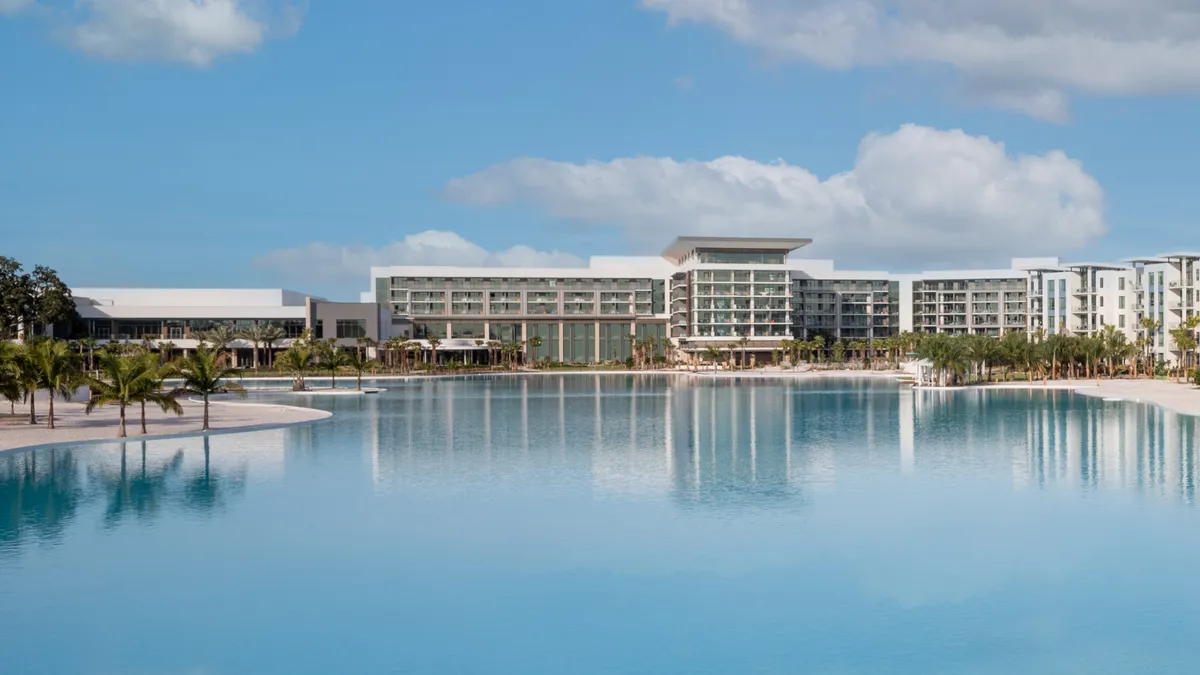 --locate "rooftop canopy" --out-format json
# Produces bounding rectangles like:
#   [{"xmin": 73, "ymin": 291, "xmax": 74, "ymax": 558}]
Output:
[
  {"xmin": 660, "ymin": 236, "xmax": 812, "ymax": 265},
  {"xmin": 1155, "ymin": 251, "xmax": 1200, "ymax": 260}
]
